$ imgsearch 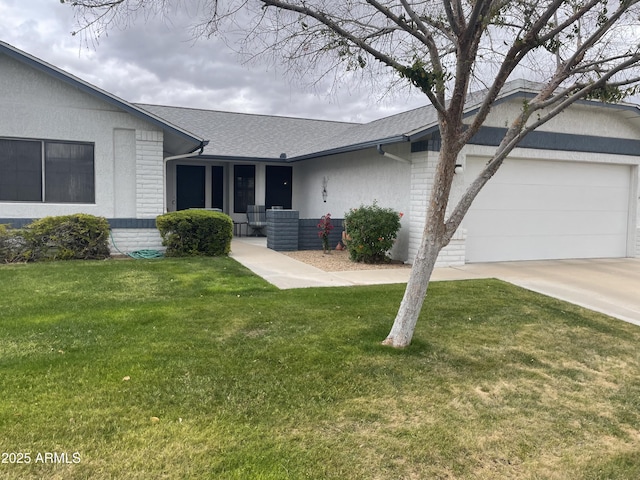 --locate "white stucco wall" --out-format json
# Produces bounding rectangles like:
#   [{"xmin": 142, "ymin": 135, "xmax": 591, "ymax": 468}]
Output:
[
  {"xmin": 0, "ymin": 53, "xmax": 164, "ymax": 221},
  {"xmin": 293, "ymin": 145, "xmax": 411, "ymax": 260}
]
